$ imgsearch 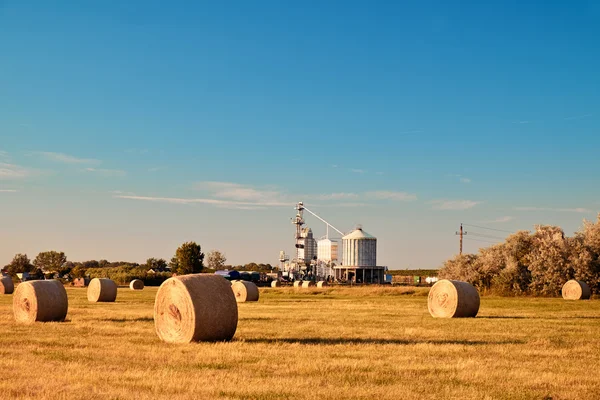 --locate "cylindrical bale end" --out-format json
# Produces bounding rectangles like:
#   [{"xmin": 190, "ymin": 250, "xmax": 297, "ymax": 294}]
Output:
[
  {"xmin": 428, "ymin": 279, "xmax": 480, "ymax": 318},
  {"xmin": 129, "ymin": 279, "xmax": 144, "ymax": 291},
  {"xmin": 13, "ymin": 280, "xmax": 68, "ymax": 323},
  {"xmin": 293, "ymin": 281, "xmax": 302, "ymax": 288},
  {"xmin": 316, "ymin": 281, "xmax": 328, "ymax": 288},
  {"xmin": 154, "ymin": 274, "xmax": 238, "ymax": 343},
  {"xmin": 562, "ymin": 280, "xmax": 591, "ymax": 300},
  {"xmin": 271, "ymin": 281, "xmax": 279, "ymax": 288},
  {"xmin": 301, "ymin": 281, "xmax": 315, "ymax": 288},
  {"xmin": 87, "ymin": 278, "xmax": 118, "ymax": 302},
  {"xmin": 232, "ymin": 281, "xmax": 259, "ymax": 303},
  {"xmin": 0, "ymin": 276, "xmax": 14, "ymax": 294}
]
